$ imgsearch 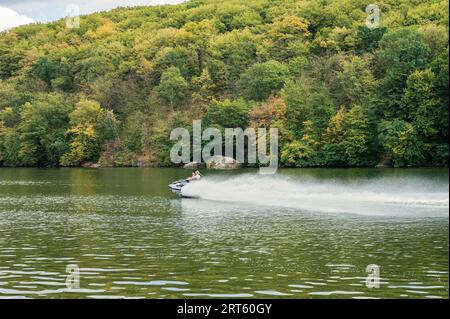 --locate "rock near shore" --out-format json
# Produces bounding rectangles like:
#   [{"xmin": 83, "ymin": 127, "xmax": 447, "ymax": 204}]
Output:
[
  {"xmin": 205, "ymin": 156, "xmax": 241, "ymax": 170},
  {"xmin": 183, "ymin": 161, "xmax": 205, "ymax": 169},
  {"xmin": 82, "ymin": 162, "xmax": 101, "ymax": 168}
]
